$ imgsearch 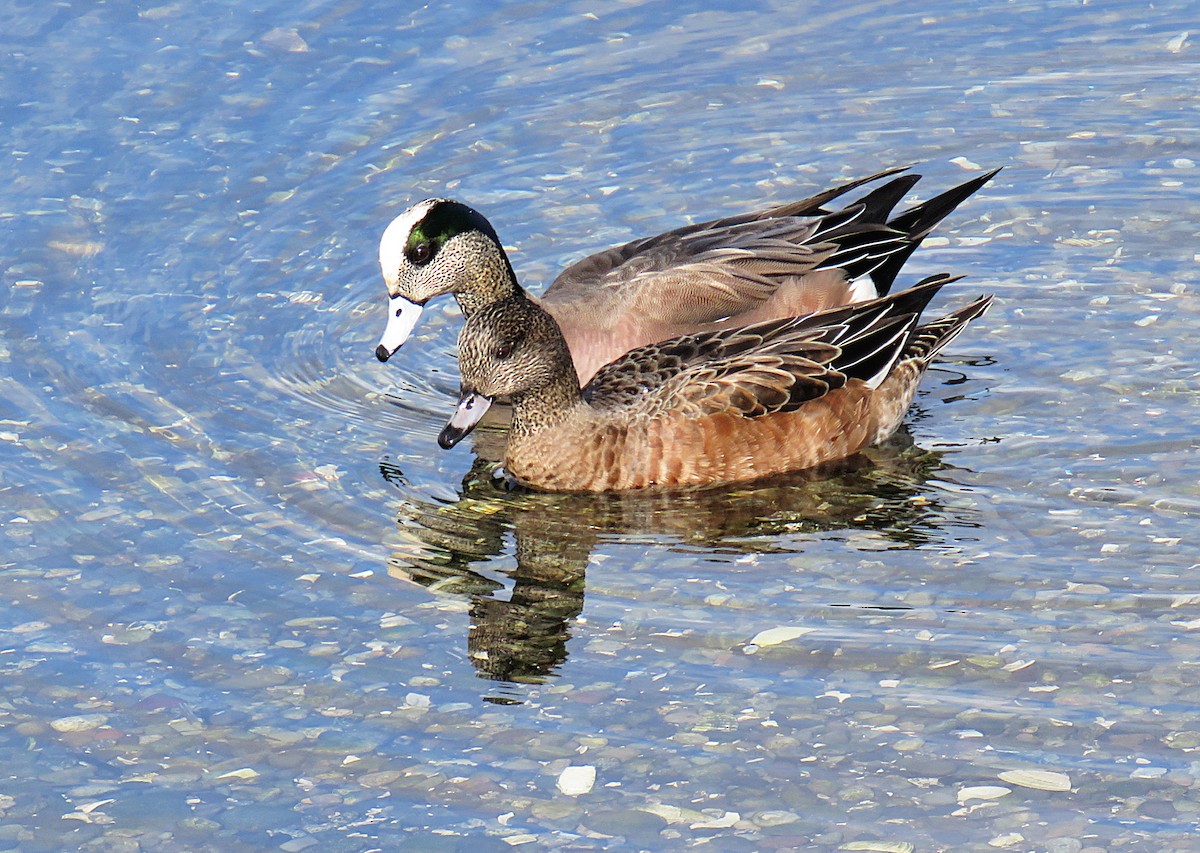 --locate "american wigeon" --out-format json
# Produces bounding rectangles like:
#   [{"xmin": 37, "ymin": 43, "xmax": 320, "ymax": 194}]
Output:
[
  {"xmin": 376, "ymin": 167, "xmax": 999, "ymax": 383},
  {"xmin": 437, "ymin": 275, "xmax": 991, "ymax": 492}
]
